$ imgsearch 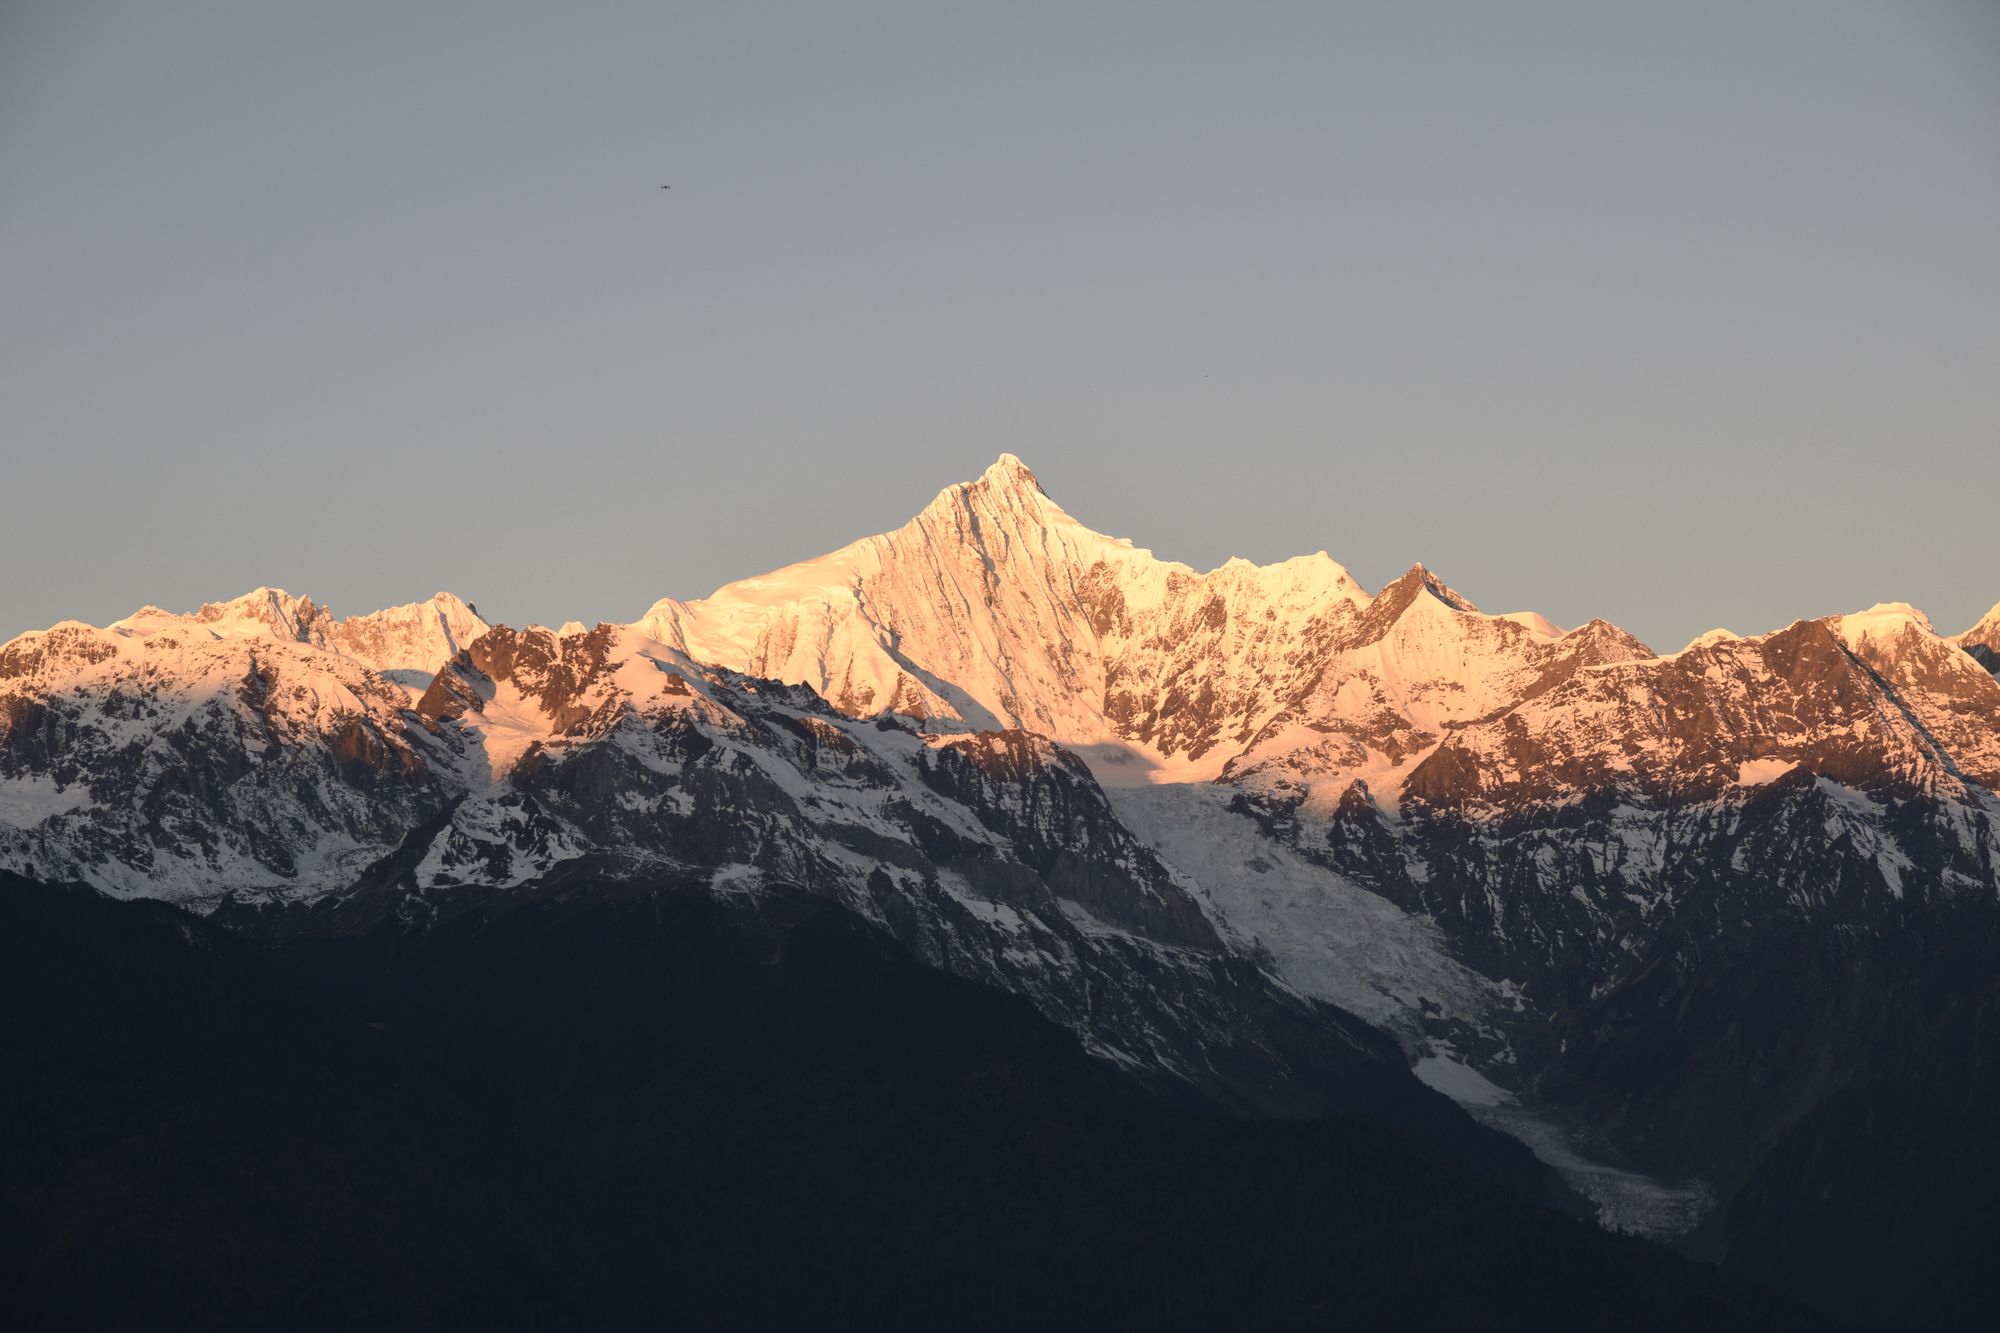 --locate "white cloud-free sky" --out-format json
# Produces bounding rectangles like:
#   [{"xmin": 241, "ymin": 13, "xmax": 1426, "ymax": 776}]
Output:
[{"xmin": 3, "ymin": 1, "xmax": 1996, "ymax": 651}]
